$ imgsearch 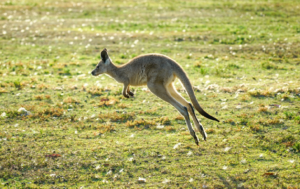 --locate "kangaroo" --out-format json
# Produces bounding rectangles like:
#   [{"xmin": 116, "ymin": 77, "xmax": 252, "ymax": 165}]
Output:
[{"xmin": 91, "ymin": 48, "xmax": 219, "ymax": 145}]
